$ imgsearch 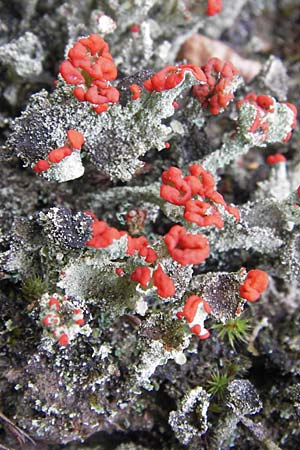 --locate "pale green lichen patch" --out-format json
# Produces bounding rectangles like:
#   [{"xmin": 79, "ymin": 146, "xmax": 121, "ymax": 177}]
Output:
[{"xmin": 169, "ymin": 386, "xmax": 210, "ymax": 445}]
